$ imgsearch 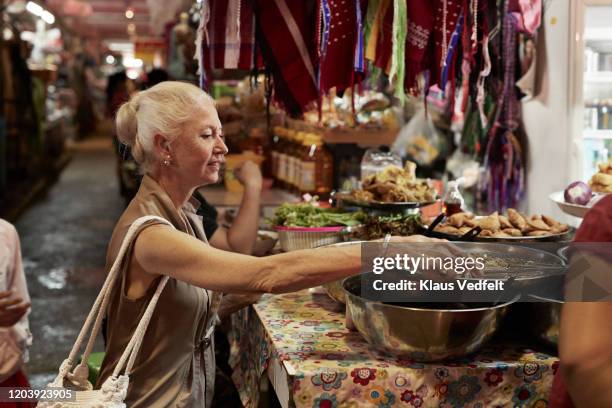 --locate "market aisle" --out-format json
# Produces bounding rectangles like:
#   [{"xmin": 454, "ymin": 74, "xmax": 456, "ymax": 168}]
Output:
[{"xmin": 14, "ymin": 121, "xmax": 124, "ymax": 388}]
